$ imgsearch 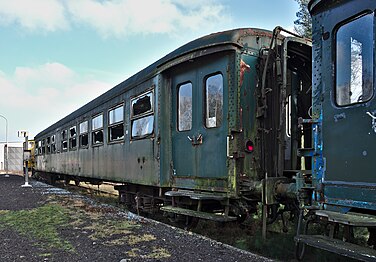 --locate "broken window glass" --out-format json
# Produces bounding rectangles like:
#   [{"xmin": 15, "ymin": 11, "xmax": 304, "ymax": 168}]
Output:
[
  {"xmin": 69, "ymin": 126, "xmax": 77, "ymax": 149},
  {"xmin": 132, "ymin": 115, "xmax": 154, "ymax": 138},
  {"xmin": 92, "ymin": 130, "xmax": 104, "ymax": 144},
  {"xmin": 70, "ymin": 126, "xmax": 77, "ymax": 137},
  {"xmin": 108, "ymin": 105, "xmax": 124, "ymax": 142},
  {"xmin": 132, "ymin": 92, "xmax": 153, "ymax": 117},
  {"xmin": 37, "ymin": 141, "xmax": 42, "ymax": 154},
  {"xmin": 205, "ymin": 74, "xmax": 223, "ymax": 128},
  {"xmin": 178, "ymin": 82, "xmax": 192, "ymax": 131},
  {"xmin": 46, "ymin": 136, "xmax": 51, "ymax": 154},
  {"xmin": 62, "ymin": 130, "xmax": 68, "ymax": 151},
  {"xmin": 92, "ymin": 114, "xmax": 104, "ymax": 145},
  {"xmin": 51, "ymin": 144, "xmax": 56, "ymax": 153},
  {"xmin": 80, "ymin": 134, "xmax": 89, "ymax": 147},
  {"xmin": 336, "ymin": 13, "xmax": 373, "ymax": 106},
  {"xmin": 109, "ymin": 123, "xmax": 124, "ymax": 141},
  {"xmin": 79, "ymin": 121, "xmax": 89, "ymax": 147},
  {"xmin": 62, "ymin": 130, "xmax": 68, "ymax": 140}
]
